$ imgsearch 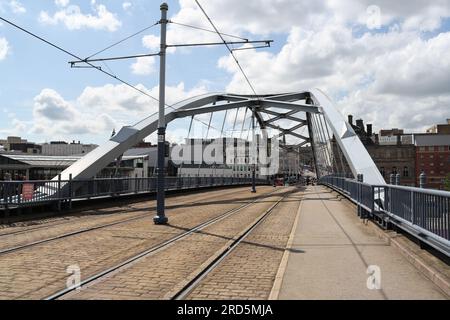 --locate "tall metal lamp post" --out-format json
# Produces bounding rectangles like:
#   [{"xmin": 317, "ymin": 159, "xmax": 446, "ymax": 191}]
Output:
[{"xmin": 154, "ymin": 2, "xmax": 169, "ymax": 225}]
